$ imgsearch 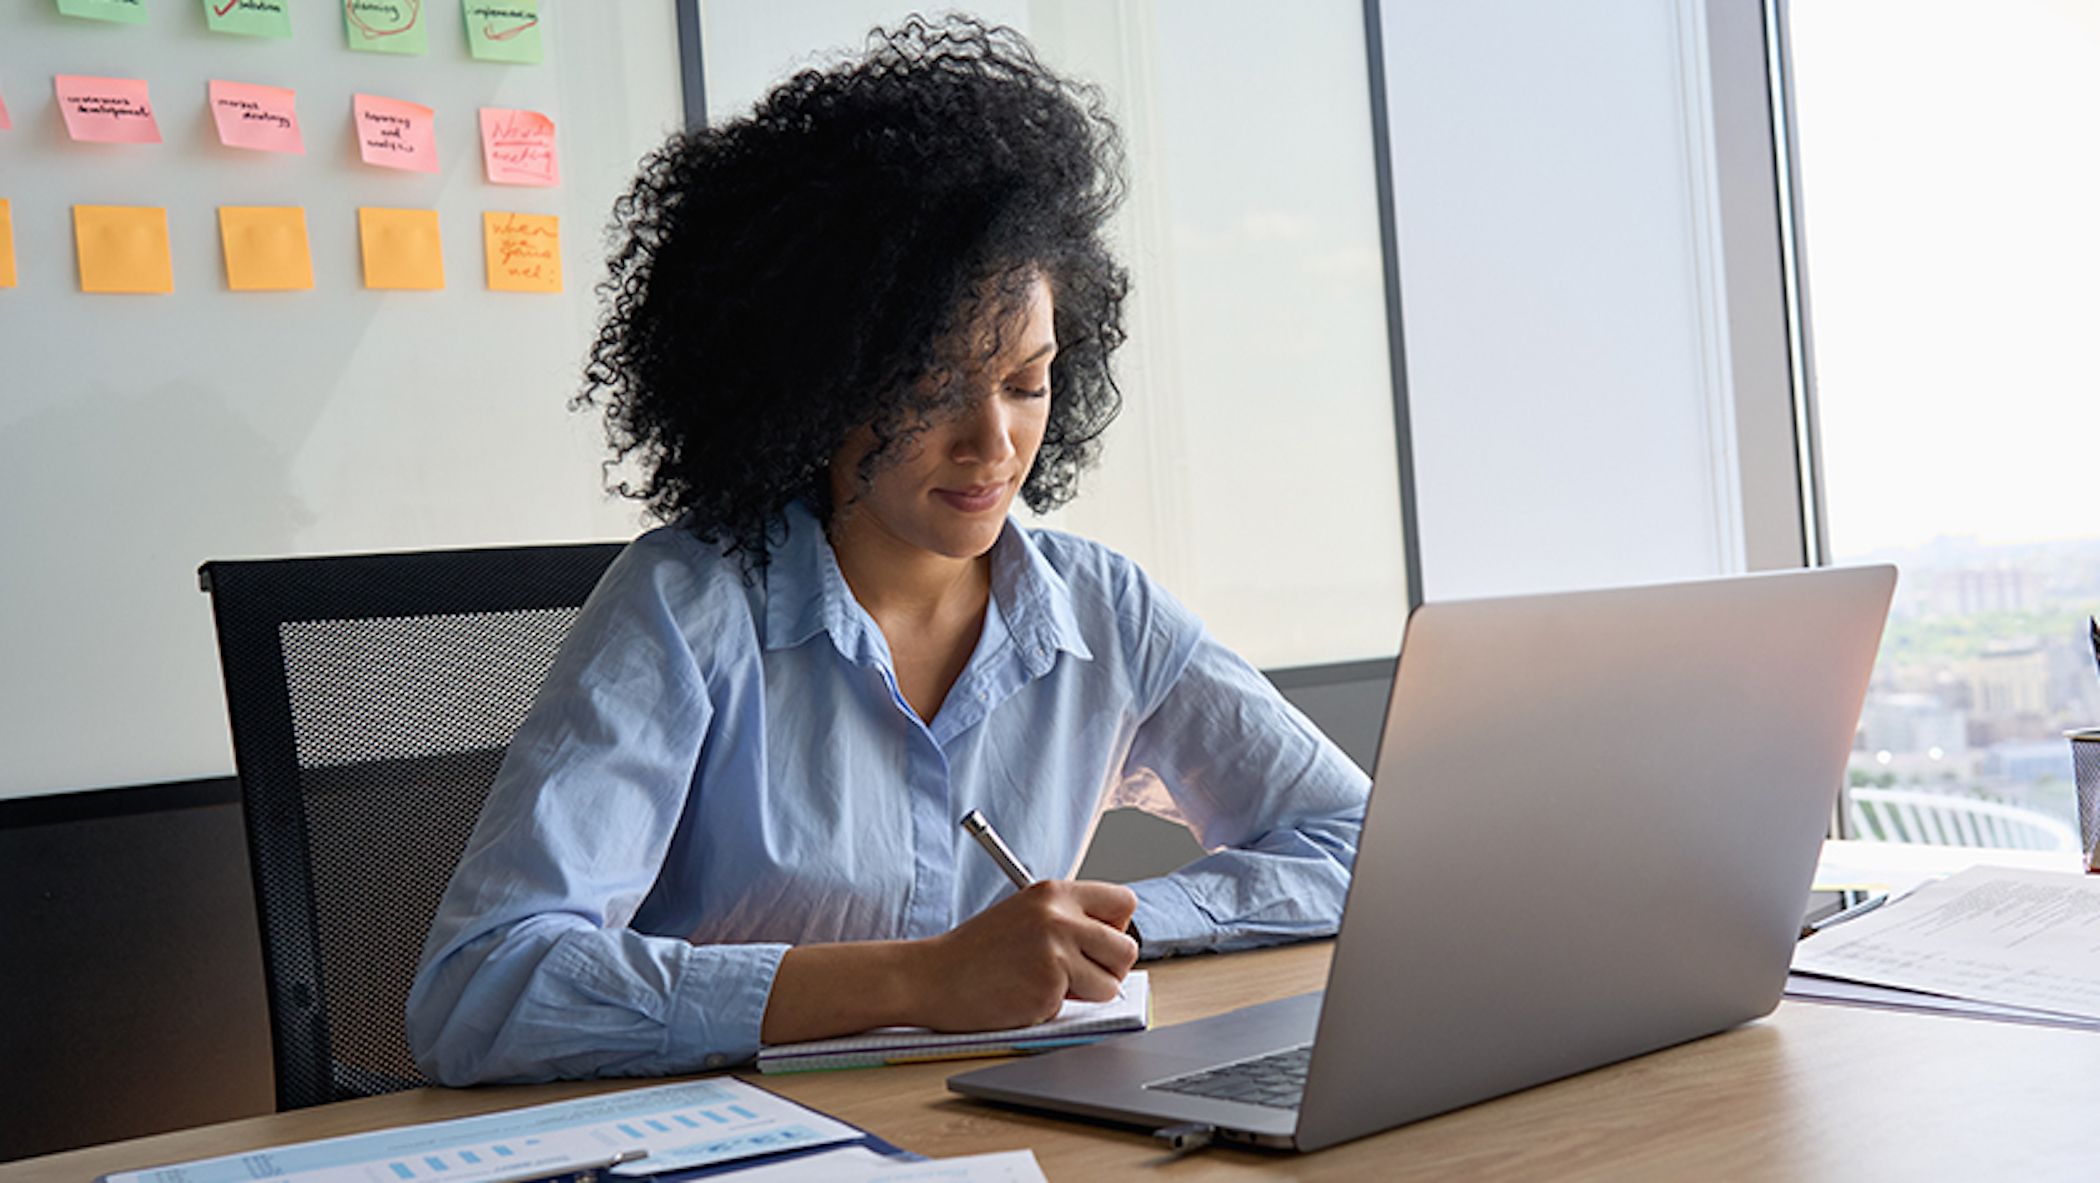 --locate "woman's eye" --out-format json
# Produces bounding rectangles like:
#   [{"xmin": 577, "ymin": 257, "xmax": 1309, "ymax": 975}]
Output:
[{"xmin": 1004, "ymin": 373, "xmax": 1051, "ymax": 399}]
